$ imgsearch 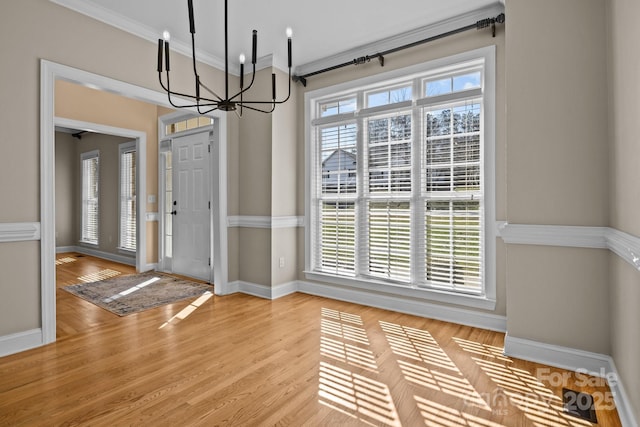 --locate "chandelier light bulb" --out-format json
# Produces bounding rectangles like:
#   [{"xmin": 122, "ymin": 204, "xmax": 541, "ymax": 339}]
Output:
[
  {"xmin": 286, "ymin": 27, "xmax": 293, "ymax": 38},
  {"xmin": 163, "ymin": 30, "xmax": 171, "ymax": 41}
]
